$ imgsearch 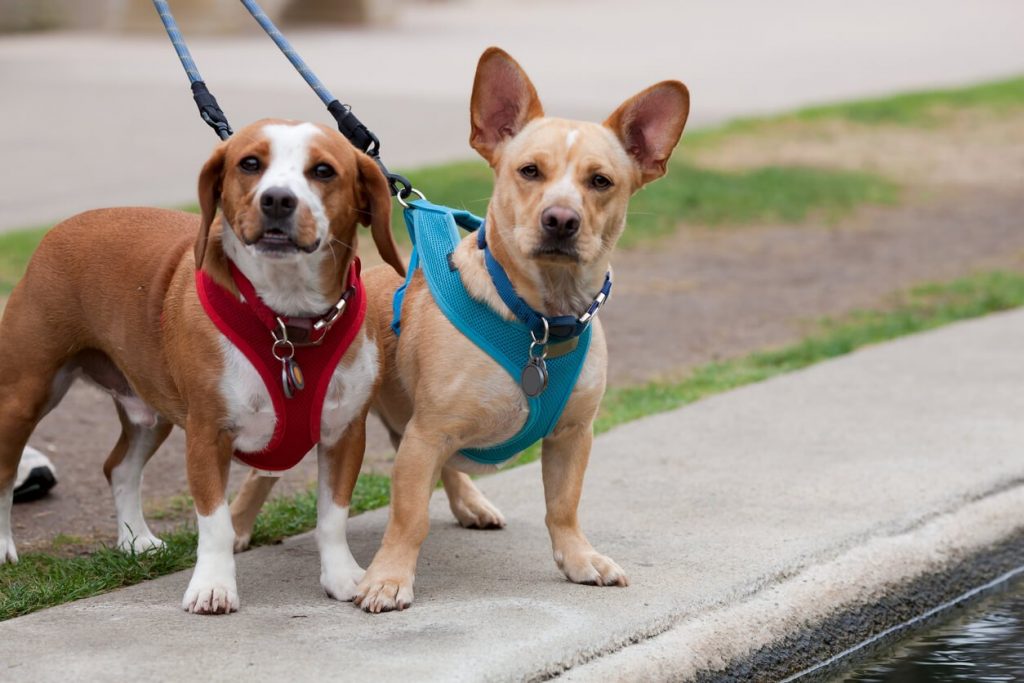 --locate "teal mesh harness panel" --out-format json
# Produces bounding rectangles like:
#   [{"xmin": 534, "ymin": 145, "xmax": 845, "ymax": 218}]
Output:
[{"xmin": 392, "ymin": 199, "xmax": 592, "ymax": 465}]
